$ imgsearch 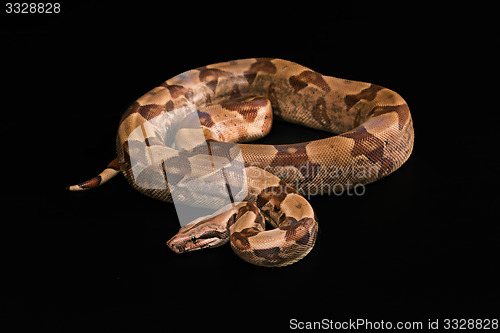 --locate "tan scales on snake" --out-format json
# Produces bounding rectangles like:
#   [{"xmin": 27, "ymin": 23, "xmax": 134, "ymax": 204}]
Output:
[{"xmin": 68, "ymin": 58, "xmax": 414, "ymax": 267}]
